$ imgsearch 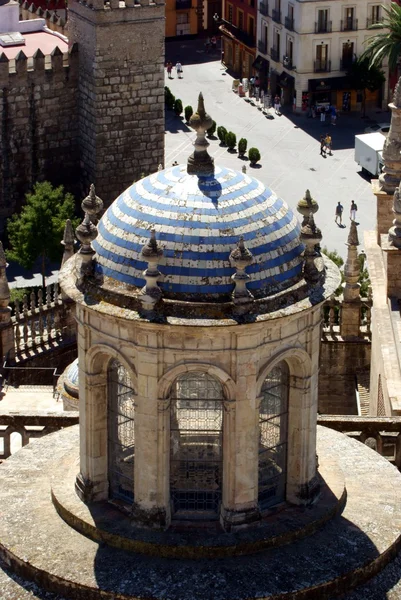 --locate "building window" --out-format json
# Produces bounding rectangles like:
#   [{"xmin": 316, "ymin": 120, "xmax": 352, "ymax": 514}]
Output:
[
  {"xmin": 176, "ymin": 12, "xmax": 189, "ymax": 24},
  {"xmin": 170, "ymin": 372, "xmax": 224, "ymax": 520},
  {"xmin": 258, "ymin": 362, "xmax": 289, "ymax": 510},
  {"xmin": 238, "ymin": 9, "xmax": 244, "ymax": 30},
  {"xmin": 108, "ymin": 360, "xmax": 136, "ymax": 503},
  {"xmin": 368, "ymin": 5, "xmax": 381, "ymax": 26},
  {"xmin": 287, "ymin": 37, "xmax": 293, "ymax": 61},
  {"xmin": 342, "ymin": 6, "xmax": 356, "ymax": 30},
  {"xmin": 248, "ymin": 15, "xmax": 255, "ymax": 37},
  {"xmin": 227, "ymin": 3, "xmax": 233, "ymax": 23},
  {"xmin": 341, "ymin": 41, "xmax": 354, "ymax": 69}
]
